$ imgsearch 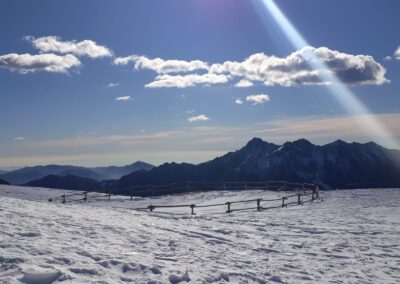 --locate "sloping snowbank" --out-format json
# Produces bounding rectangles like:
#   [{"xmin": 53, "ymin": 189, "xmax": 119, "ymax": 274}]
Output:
[{"xmin": 1, "ymin": 185, "xmax": 399, "ymax": 283}]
